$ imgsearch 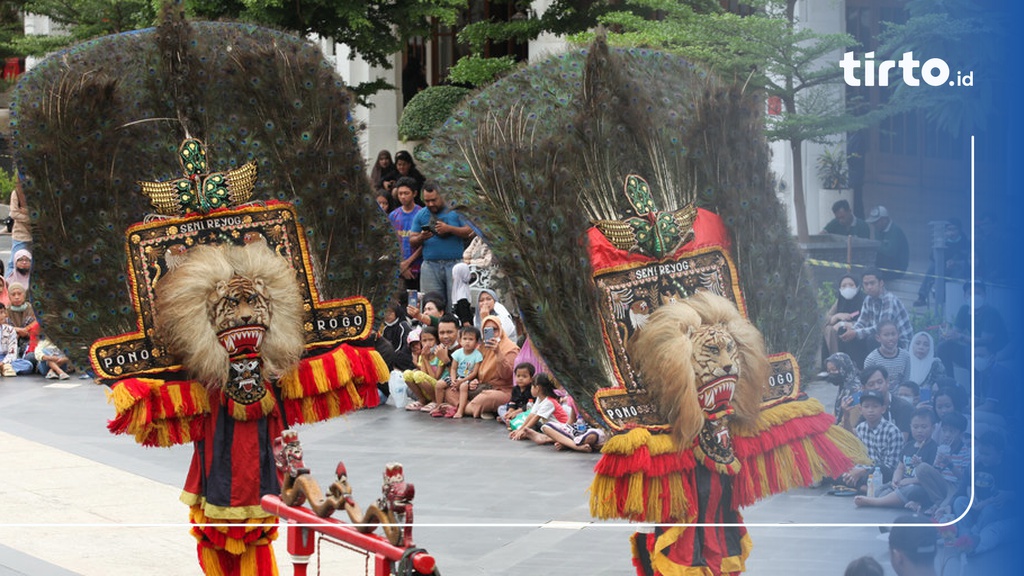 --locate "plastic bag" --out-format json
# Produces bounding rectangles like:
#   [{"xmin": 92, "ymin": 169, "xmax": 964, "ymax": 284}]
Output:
[
  {"xmin": 387, "ymin": 369, "xmax": 408, "ymax": 408},
  {"xmin": 508, "ymin": 411, "xmax": 529, "ymax": 431}
]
